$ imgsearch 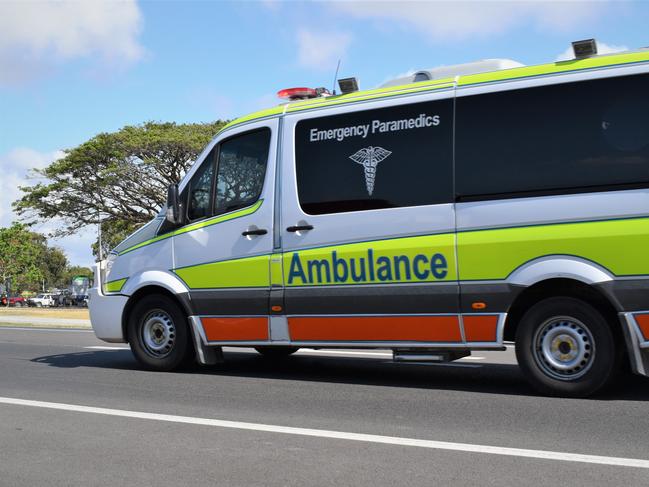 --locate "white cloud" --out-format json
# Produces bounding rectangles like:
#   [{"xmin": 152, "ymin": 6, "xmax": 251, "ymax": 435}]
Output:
[
  {"xmin": 333, "ymin": 1, "xmax": 608, "ymax": 42},
  {"xmin": 297, "ymin": 29, "xmax": 352, "ymax": 71},
  {"xmin": 0, "ymin": 147, "xmax": 64, "ymax": 227},
  {"xmin": 556, "ymin": 41, "xmax": 629, "ymax": 61},
  {"xmin": 0, "ymin": 147, "xmax": 97, "ymax": 266},
  {"xmin": 0, "ymin": 0, "xmax": 144, "ymax": 85},
  {"xmin": 0, "ymin": 147, "xmax": 95, "ymax": 267}
]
